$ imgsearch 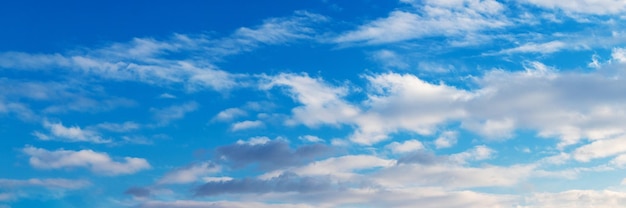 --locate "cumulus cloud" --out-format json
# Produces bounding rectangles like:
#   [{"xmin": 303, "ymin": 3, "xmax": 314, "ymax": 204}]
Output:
[
  {"xmin": 385, "ymin": 139, "xmax": 425, "ymax": 154},
  {"xmin": 449, "ymin": 145, "xmax": 496, "ymax": 164},
  {"xmin": 22, "ymin": 146, "xmax": 151, "ymax": 176},
  {"xmin": 572, "ymin": 135, "xmax": 626, "ymax": 162},
  {"xmin": 435, "ymin": 131, "xmax": 458, "ymax": 149},
  {"xmin": 231, "ymin": 120, "xmax": 264, "ymax": 131},
  {"xmin": 262, "ymin": 73, "xmax": 360, "ymax": 127},
  {"xmin": 33, "ymin": 120, "xmax": 110, "ymax": 143}
]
